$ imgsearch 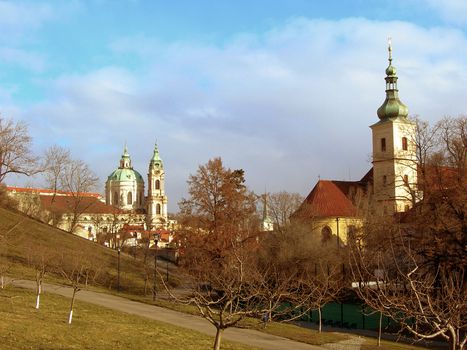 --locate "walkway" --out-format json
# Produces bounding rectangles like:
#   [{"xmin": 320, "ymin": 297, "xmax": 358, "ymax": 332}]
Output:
[{"xmin": 12, "ymin": 279, "xmax": 325, "ymax": 350}]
